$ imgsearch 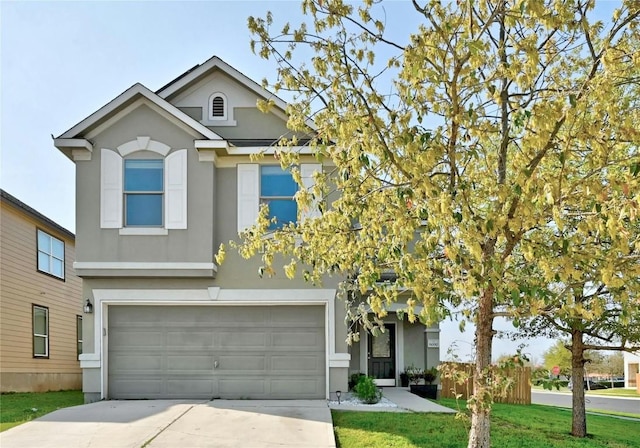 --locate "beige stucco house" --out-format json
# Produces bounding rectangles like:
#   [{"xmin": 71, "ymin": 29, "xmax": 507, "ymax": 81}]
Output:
[
  {"xmin": 0, "ymin": 189, "xmax": 83, "ymax": 392},
  {"xmin": 623, "ymin": 350, "xmax": 639, "ymax": 390},
  {"xmin": 53, "ymin": 56, "xmax": 440, "ymax": 403}
]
